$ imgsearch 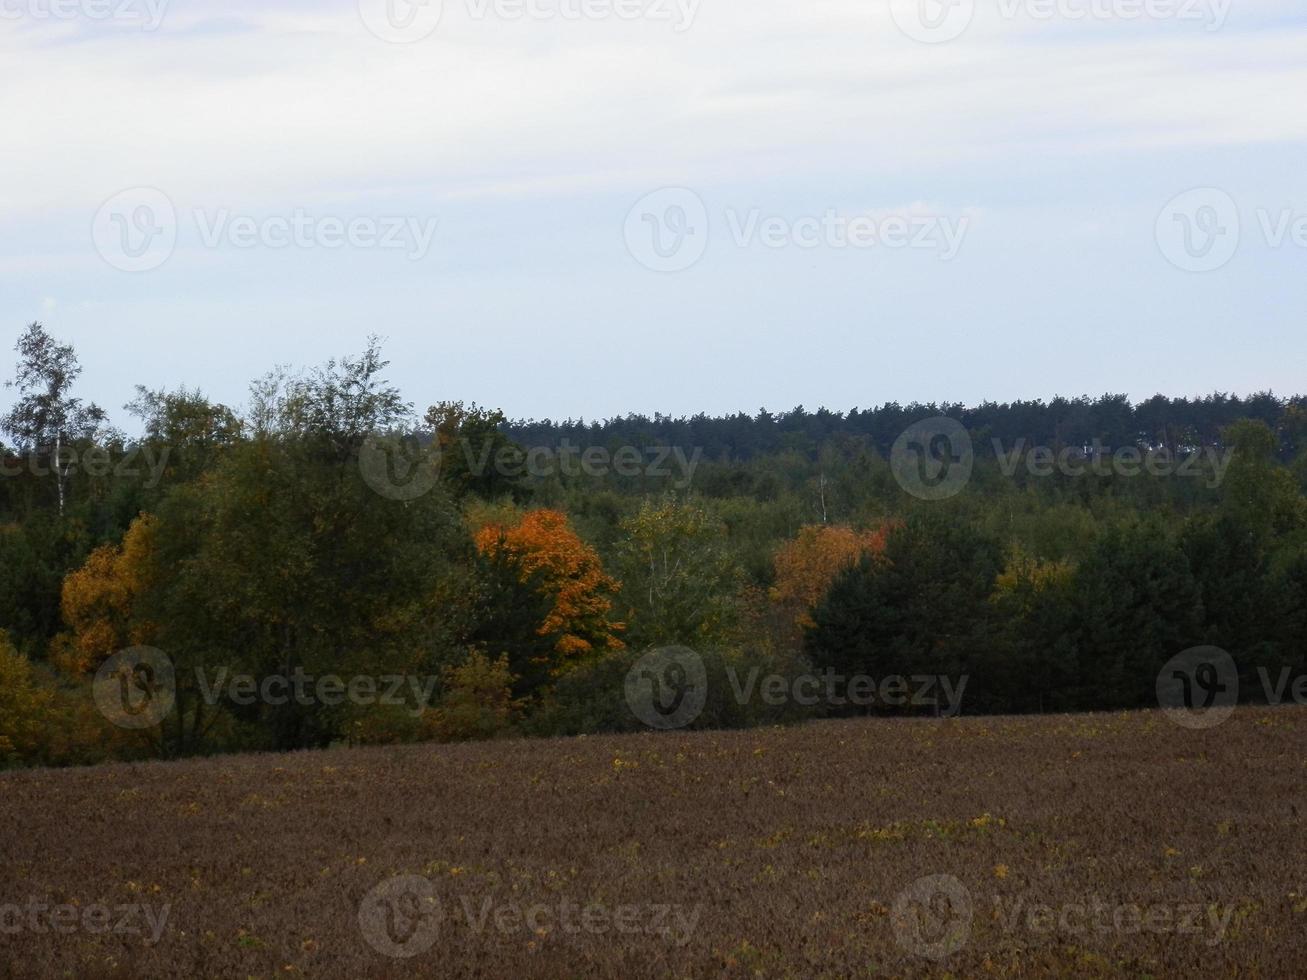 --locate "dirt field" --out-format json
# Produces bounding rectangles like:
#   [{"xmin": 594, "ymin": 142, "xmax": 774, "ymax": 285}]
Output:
[{"xmin": 3, "ymin": 708, "xmax": 1305, "ymax": 978}]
